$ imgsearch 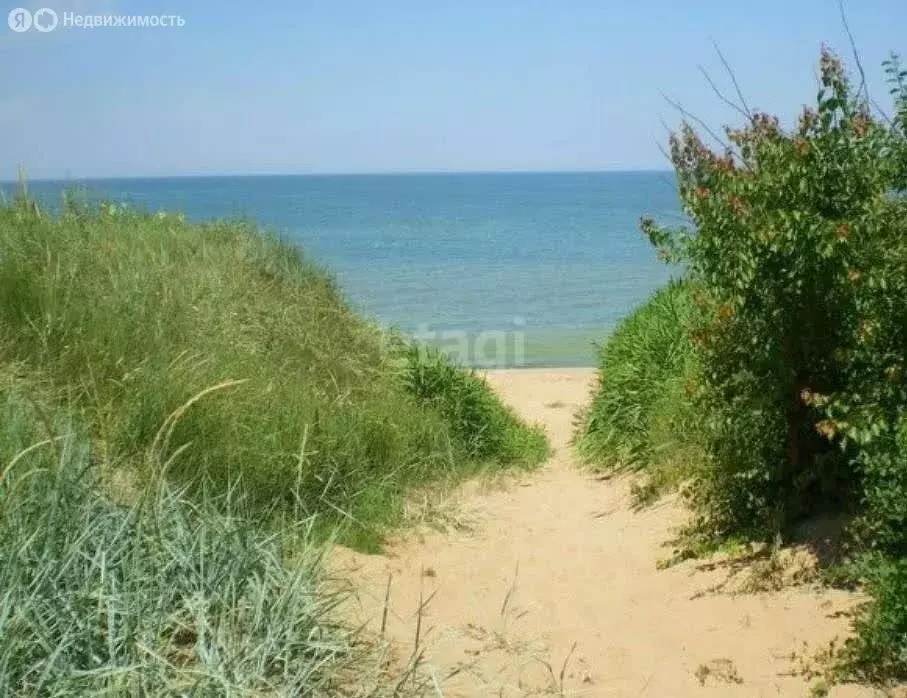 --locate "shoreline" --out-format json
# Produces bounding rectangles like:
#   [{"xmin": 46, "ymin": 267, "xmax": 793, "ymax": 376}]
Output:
[{"xmin": 482, "ymin": 365, "xmax": 596, "ymax": 374}]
